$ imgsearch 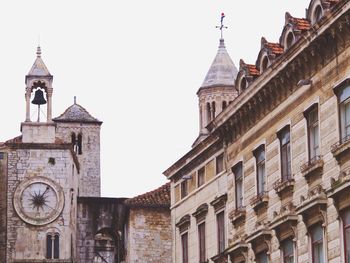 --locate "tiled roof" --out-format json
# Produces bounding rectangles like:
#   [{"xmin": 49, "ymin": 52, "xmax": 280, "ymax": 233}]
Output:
[
  {"xmin": 265, "ymin": 42, "xmax": 284, "ymax": 55},
  {"xmin": 288, "ymin": 16, "xmax": 311, "ymax": 31},
  {"xmin": 125, "ymin": 182, "xmax": 170, "ymax": 208},
  {"xmin": 53, "ymin": 103, "xmax": 102, "ymax": 124},
  {"xmin": 246, "ymin": 64, "xmax": 260, "ymax": 76}
]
